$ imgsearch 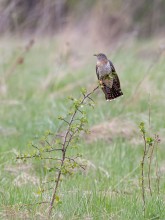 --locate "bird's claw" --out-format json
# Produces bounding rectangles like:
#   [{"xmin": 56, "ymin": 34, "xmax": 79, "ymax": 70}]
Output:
[{"xmin": 98, "ymin": 80, "xmax": 104, "ymax": 88}]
